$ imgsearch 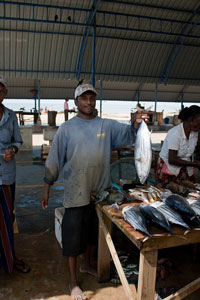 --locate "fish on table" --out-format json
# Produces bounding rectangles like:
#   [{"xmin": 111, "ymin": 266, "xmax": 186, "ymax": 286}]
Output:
[
  {"xmin": 134, "ymin": 120, "xmax": 152, "ymax": 184},
  {"xmin": 139, "ymin": 204, "xmax": 174, "ymax": 234},
  {"xmin": 122, "ymin": 205, "xmax": 152, "ymax": 237},
  {"xmin": 151, "ymin": 201, "xmax": 190, "ymax": 230},
  {"xmin": 165, "ymin": 194, "xmax": 200, "ymax": 226}
]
